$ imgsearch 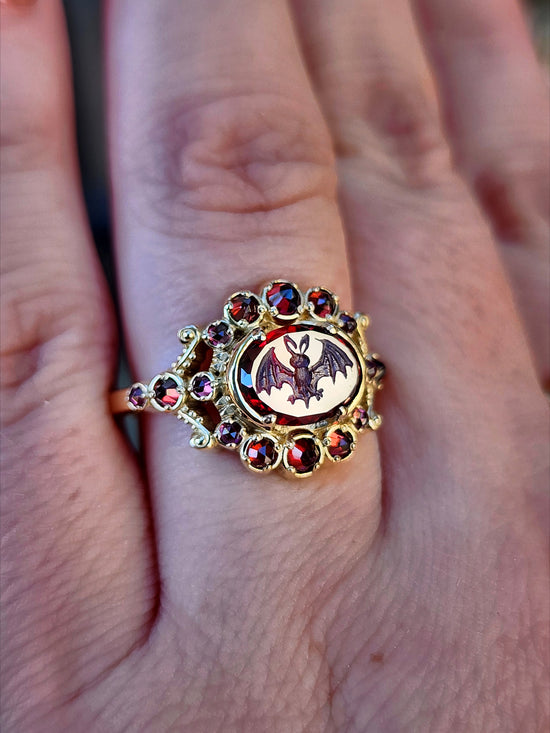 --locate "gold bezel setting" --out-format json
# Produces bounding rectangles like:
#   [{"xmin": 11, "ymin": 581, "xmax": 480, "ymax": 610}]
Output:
[{"xmin": 125, "ymin": 281, "xmax": 385, "ymax": 477}]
